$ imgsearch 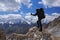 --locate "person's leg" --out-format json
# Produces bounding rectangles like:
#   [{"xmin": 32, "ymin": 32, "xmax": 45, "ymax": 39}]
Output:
[
  {"xmin": 37, "ymin": 18, "xmax": 42, "ymax": 31},
  {"xmin": 37, "ymin": 19, "xmax": 42, "ymax": 32},
  {"xmin": 39, "ymin": 21, "xmax": 42, "ymax": 31},
  {"xmin": 37, "ymin": 21, "xmax": 39, "ymax": 28},
  {"xmin": 37, "ymin": 20, "xmax": 42, "ymax": 32}
]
